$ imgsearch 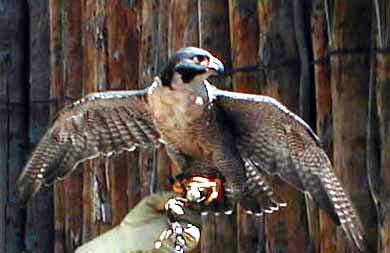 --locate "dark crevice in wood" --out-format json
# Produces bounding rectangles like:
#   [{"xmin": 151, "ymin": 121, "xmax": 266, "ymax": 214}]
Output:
[
  {"xmin": 18, "ymin": 1, "xmax": 30, "ymax": 252},
  {"xmin": 294, "ymin": 0, "xmax": 316, "ymax": 127}
]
